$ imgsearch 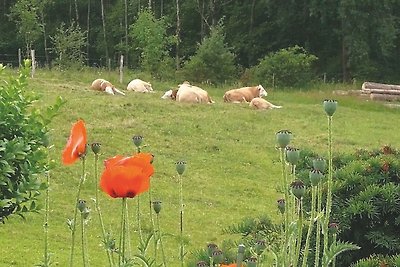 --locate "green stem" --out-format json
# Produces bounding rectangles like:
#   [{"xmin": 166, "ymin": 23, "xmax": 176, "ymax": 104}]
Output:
[
  {"xmin": 279, "ymin": 148, "xmax": 289, "ymax": 267},
  {"xmin": 81, "ymin": 212, "xmax": 88, "ymax": 267},
  {"xmin": 137, "ymin": 196, "xmax": 144, "ymax": 245},
  {"xmin": 94, "ymin": 154, "xmax": 114, "ymax": 266},
  {"xmin": 332, "ymin": 233, "xmax": 337, "ymax": 267},
  {"xmin": 179, "ymin": 173, "xmax": 184, "ymax": 267},
  {"xmin": 69, "ymin": 157, "xmax": 86, "ymax": 267},
  {"xmin": 43, "ymin": 168, "xmax": 50, "ymax": 266},
  {"xmin": 315, "ymin": 183, "xmax": 323, "ymax": 267},
  {"xmin": 119, "ymin": 198, "xmax": 127, "ymax": 265},
  {"xmin": 156, "ymin": 214, "xmax": 167, "ymax": 267},
  {"xmin": 301, "ymin": 186, "xmax": 317, "ymax": 267},
  {"xmin": 125, "ymin": 200, "xmax": 131, "ymax": 259},
  {"xmin": 323, "ymin": 116, "xmax": 333, "ymax": 256},
  {"xmin": 149, "ymin": 184, "xmax": 157, "ymax": 266},
  {"xmin": 293, "ymin": 198, "xmax": 303, "ymax": 267}
]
